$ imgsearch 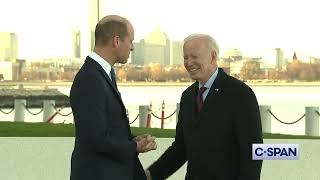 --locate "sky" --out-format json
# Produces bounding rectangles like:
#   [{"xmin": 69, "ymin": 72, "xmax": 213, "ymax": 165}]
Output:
[{"xmin": 0, "ymin": 0, "xmax": 319, "ymax": 59}]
